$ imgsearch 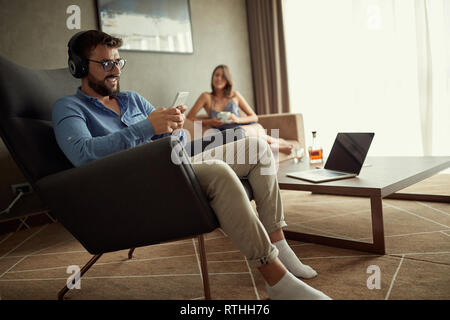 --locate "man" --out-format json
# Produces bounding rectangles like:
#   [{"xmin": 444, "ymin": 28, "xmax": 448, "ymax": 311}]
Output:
[{"xmin": 53, "ymin": 30, "xmax": 330, "ymax": 300}]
